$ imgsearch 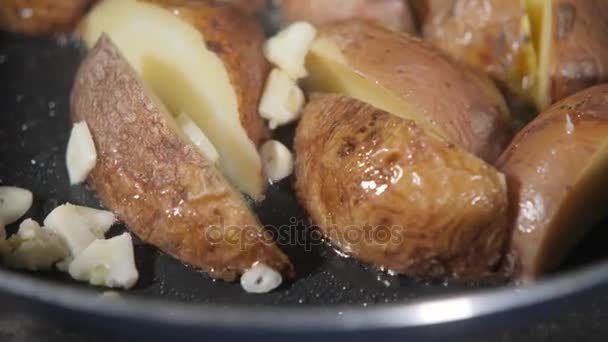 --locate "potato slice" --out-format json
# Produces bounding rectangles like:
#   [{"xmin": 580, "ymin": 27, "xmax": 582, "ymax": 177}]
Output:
[
  {"xmin": 413, "ymin": 0, "xmax": 537, "ymax": 105},
  {"xmin": 276, "ymin": 0, "xmax": 416, "ymax": 33},
  {"xmin": 0, "ymin": 0, "xmax": 94, "ymax": 36},
  {"xmin": 498, "ymin": 84, "xmax": 608, "ymax": 280},
  {"xmin": 295, "ymin": 95, "xmax": 509, "ymax": 280},
  {"xmin": 80, "ymin": 0, "xmax": 269, "ymax": 200},
  {"xmin": 304, "ymin": 20, "xmax": 512, "ymax": 163},
  {"xmin": 527, "ymin": 0, "xmax": 608, "ymax": 110},
  {"xmin": 70, "ymin": 35, "xmax": 293, "ymax": 281}
]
